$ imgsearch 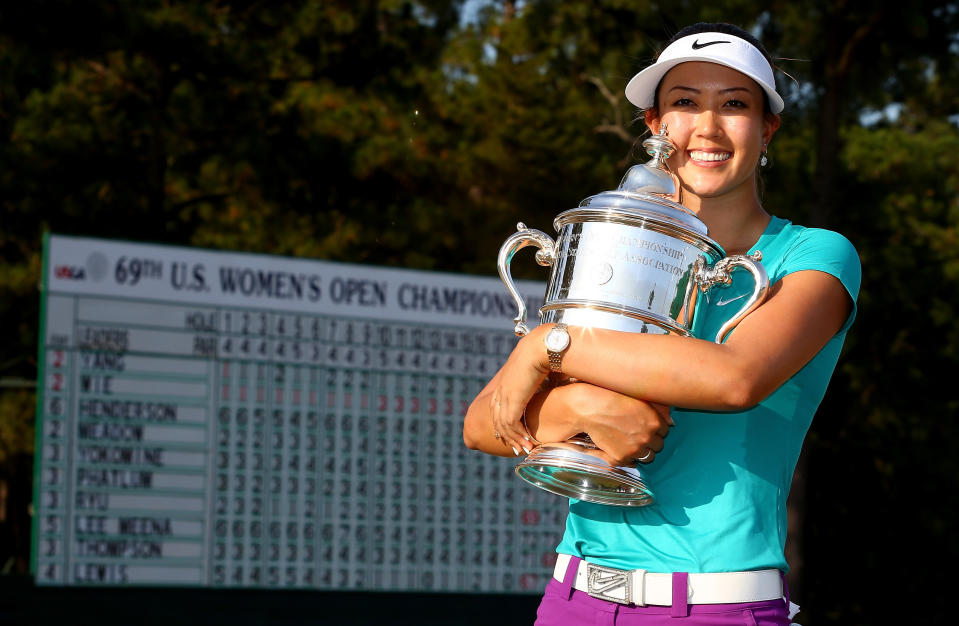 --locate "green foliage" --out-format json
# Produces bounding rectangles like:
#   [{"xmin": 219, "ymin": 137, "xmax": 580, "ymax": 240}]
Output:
[
  {"xmin": 818, "ymin": 115, "xmax": 959, "ymax": 545},
  {"xmin": 0, "ymin": 389, "xmax": 35, "ymax": 464}
]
